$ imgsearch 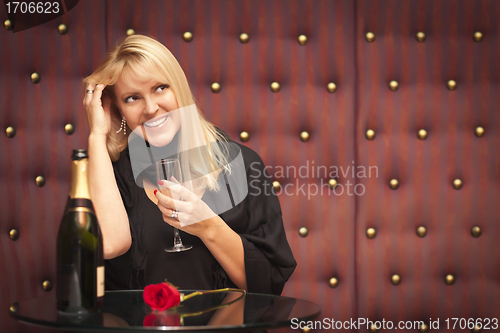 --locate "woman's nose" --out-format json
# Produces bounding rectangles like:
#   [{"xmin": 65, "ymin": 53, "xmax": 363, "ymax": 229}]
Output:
[{"xmin": 143, "ymin": 96, "xmax": 159, "ymax": 115}]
